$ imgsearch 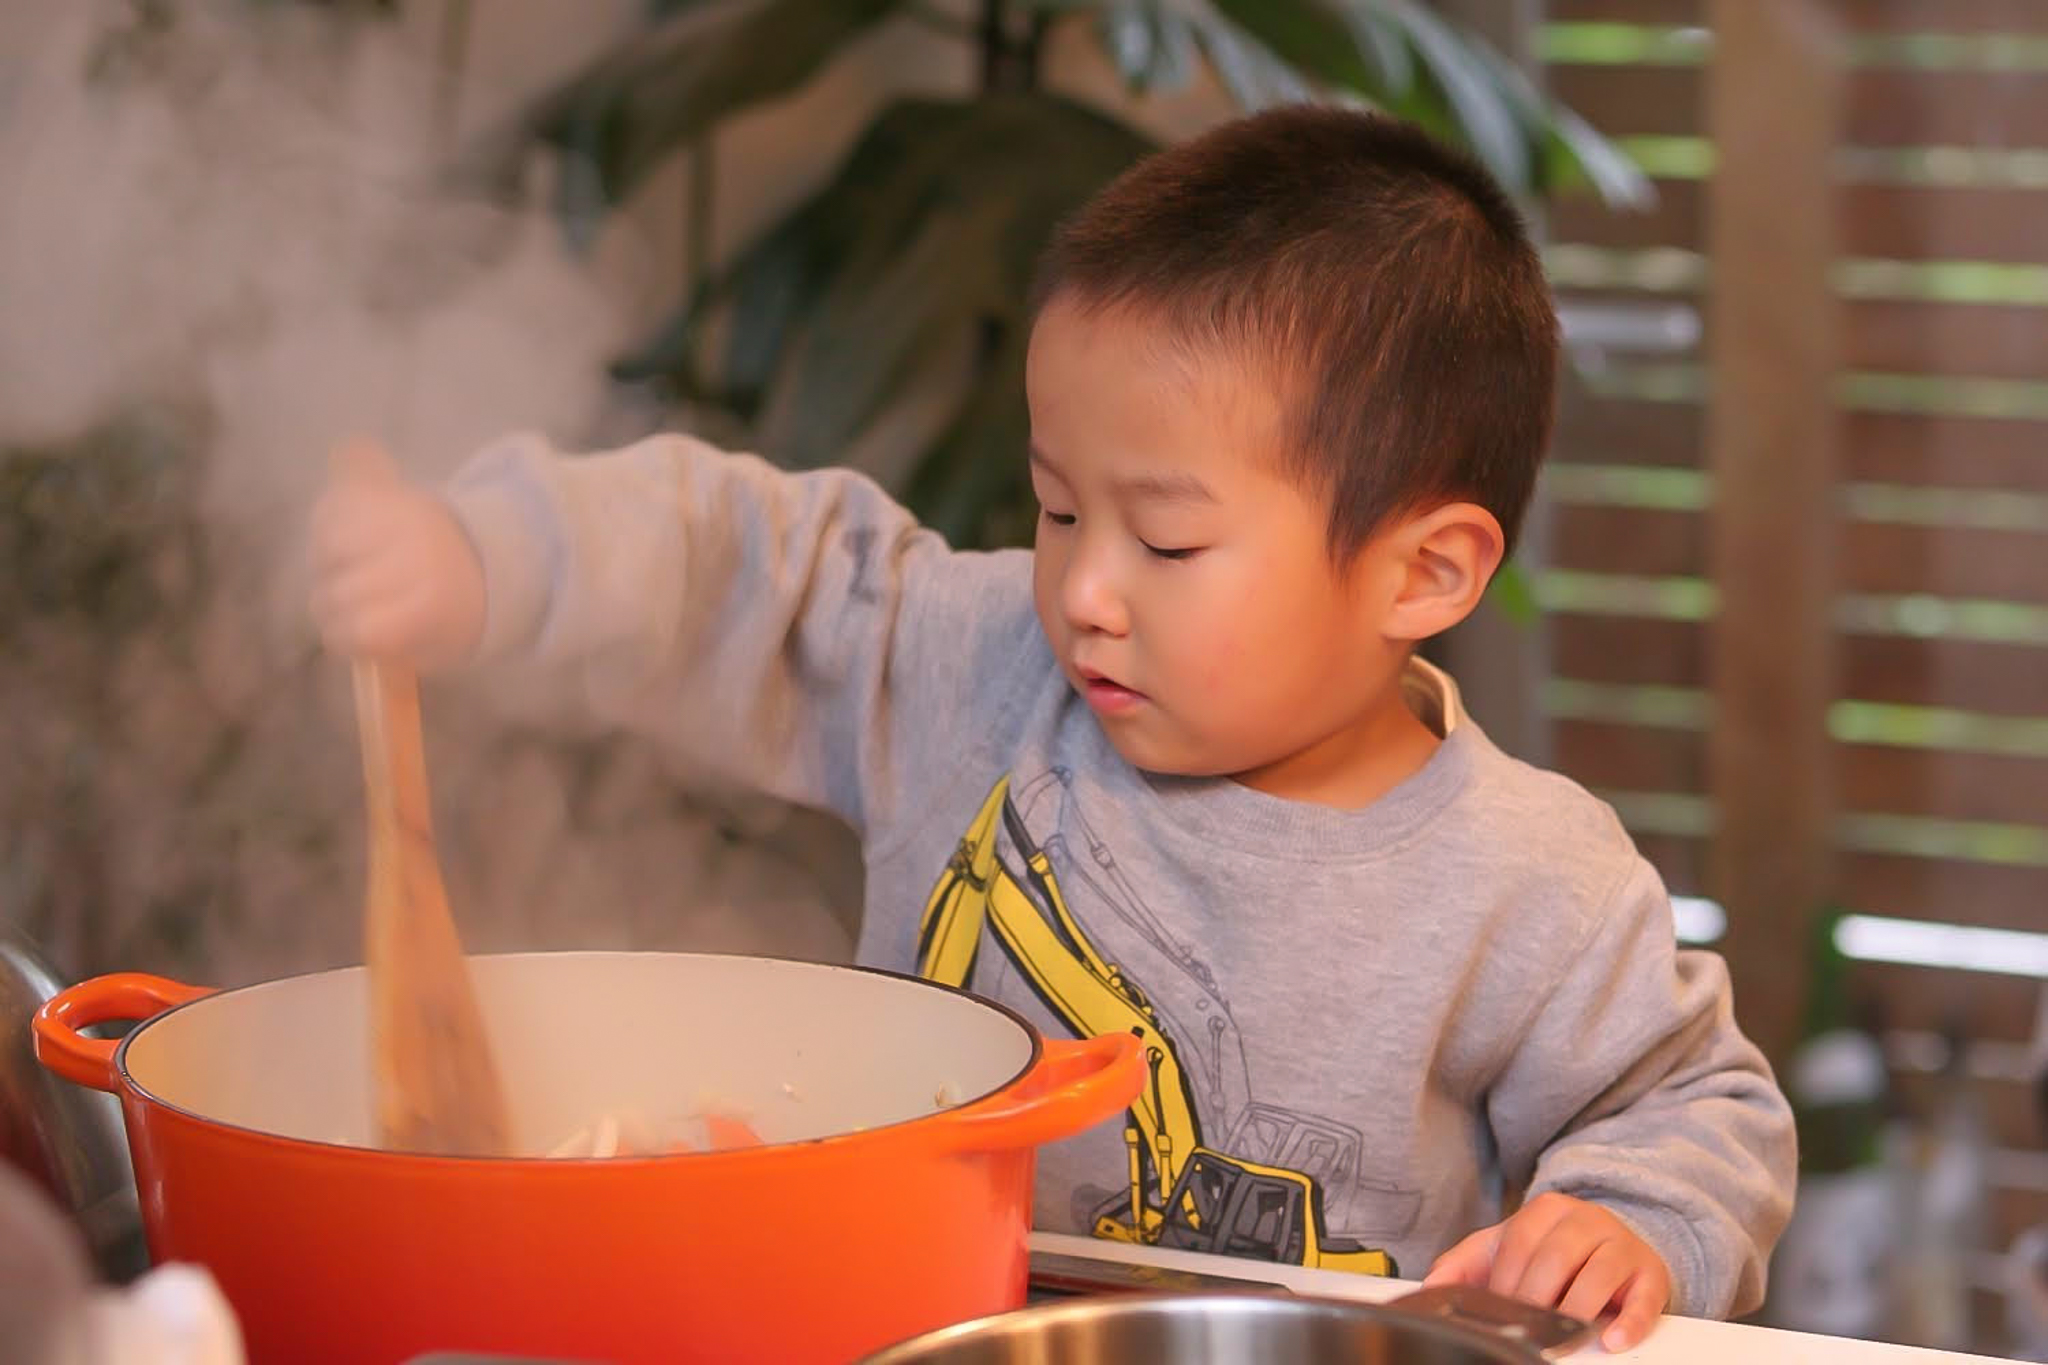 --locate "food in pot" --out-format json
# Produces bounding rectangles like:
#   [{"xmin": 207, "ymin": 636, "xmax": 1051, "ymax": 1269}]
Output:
[{"xmin": 540, "ymin": 1106, "xmax": 762, "ymax": 1159}]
